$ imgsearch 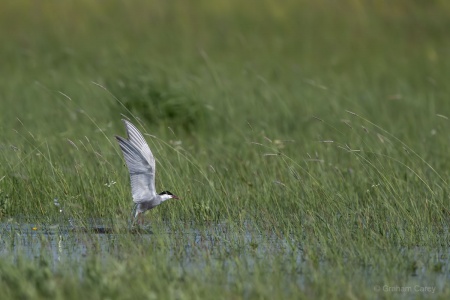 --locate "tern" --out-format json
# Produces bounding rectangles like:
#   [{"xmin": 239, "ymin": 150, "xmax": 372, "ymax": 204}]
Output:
[{"xmin": 115, "ymin": 119, "xmax": 179, "ymax": 224}]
